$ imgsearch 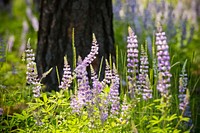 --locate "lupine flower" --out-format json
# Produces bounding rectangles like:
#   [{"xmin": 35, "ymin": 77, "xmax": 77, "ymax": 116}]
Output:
[
  {"xmin": 138, "ymin": 46, "xmax": 152, "ymax": 100},
  {"xmin": 0, "ymin": 108, "xmax": 3, "ymax": 116},
  {"xmin": 20, "ymin": 20, "xmax": 29, "ymax": 55},
  {"xmin": 70, "ymin": 67, "xmax": 92, "ymax": 113},
  {"xmin": 75, "ymin": 34, "xmax": 98, "ymax": 72},
  {"xmin": 7, "ymin": 35, "xmax": 15, "ymax": 52},
  {"xmin": 179, "ymin": 73, "xmax": 188, "ymax": 111},
  {"xmin": 102, "ymin": 60, "xmax": 112, "ymax": 86},
  {"xmin": 90, "ymin": 65, "xmax": 109, "ymax": 123},
  {"xmin": 59, "ymin": 57, "xmax": 72, "ymax": 90},
  {"xmin": 108, "ymin": 63, "xmax": 120, "ymax": 116},
  {"xmin": 25, "ymin": 39, "xmax": 41, "ymax": 97},
  {"xmin": 121, "ymin": 94, "xmax": 130, "ymax": 118},
  {"xmin": 32, "ymin": 81, "xmax": 41, "ymax": 98},
  {"xmin": 99, "ymin": 97, "xmax": 109, "ymax": 123},
  {"xmin": 155, "ymin": 27, "xmax": 172, "ymax": 97},
  {"xmin": 26, "ymin": 7, "xmax": 39, "ymax": 31},
  {"xmin": 71, "ymin": 35, "xmax": 98, "ymax": 113},
  {"xmin": 127, "ymin": 27, "xmax": 139, "ymax": 98},
  {"xmin": 181, "ymin": 18, "xmax": 187, "ymax": 48},
  {"xmin": 178, "ymin": 68, "xmax": 193, "ymax": 129},
  {"xmin": 25, "ymin": 39, "xmax": 36, "ymax": 84},
  {"xmin": 70, "ymin": 95, "xmax": 82, "ymax": 114},
  {"xmin": 90, "ymin": 65, "xmax": 103, "ymax": 95}
]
